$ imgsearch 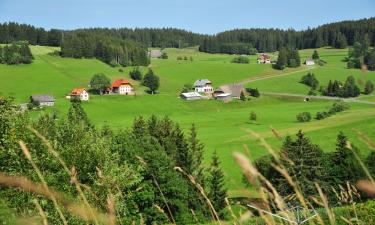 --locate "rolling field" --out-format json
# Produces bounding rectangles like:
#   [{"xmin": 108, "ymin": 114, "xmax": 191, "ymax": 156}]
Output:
[{"xmin": 1, "ymin": 46, "xmax": 374, "ymax": 197}]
